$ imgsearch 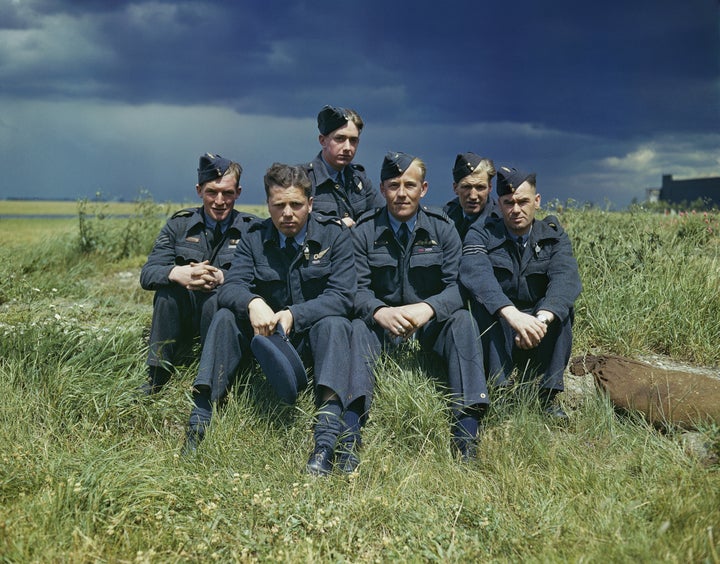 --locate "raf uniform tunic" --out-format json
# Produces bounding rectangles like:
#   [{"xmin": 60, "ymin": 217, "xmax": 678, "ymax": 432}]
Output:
[
  {"xmin": 303, "ymin": 152, "xmax": 384, "ymax": 222},
  {"xmin": 459, "ymin": 215, "xmax": 582, "ymax": 390},
  {"xmin": 351, "ymin": 205, "xmax": 489, "ymax": 415},
  {"xmin": 191, "ymin": 213, "xmax": 361, "ymax": 409},
  {"xmin": 442, "ymin": 197, "xmax": 499, "ymax": 241},
  {"xmin": 140, "ymin": 207, "xmax": 255, "ymax": 369}
]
